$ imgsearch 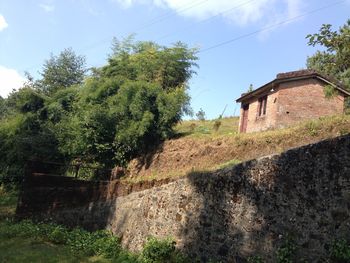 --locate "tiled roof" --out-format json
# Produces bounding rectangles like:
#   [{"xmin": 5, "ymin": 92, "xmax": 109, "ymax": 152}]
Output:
[{"xmin": 236, "ymin": 69, "xmax": 350, "ymax": 102}]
